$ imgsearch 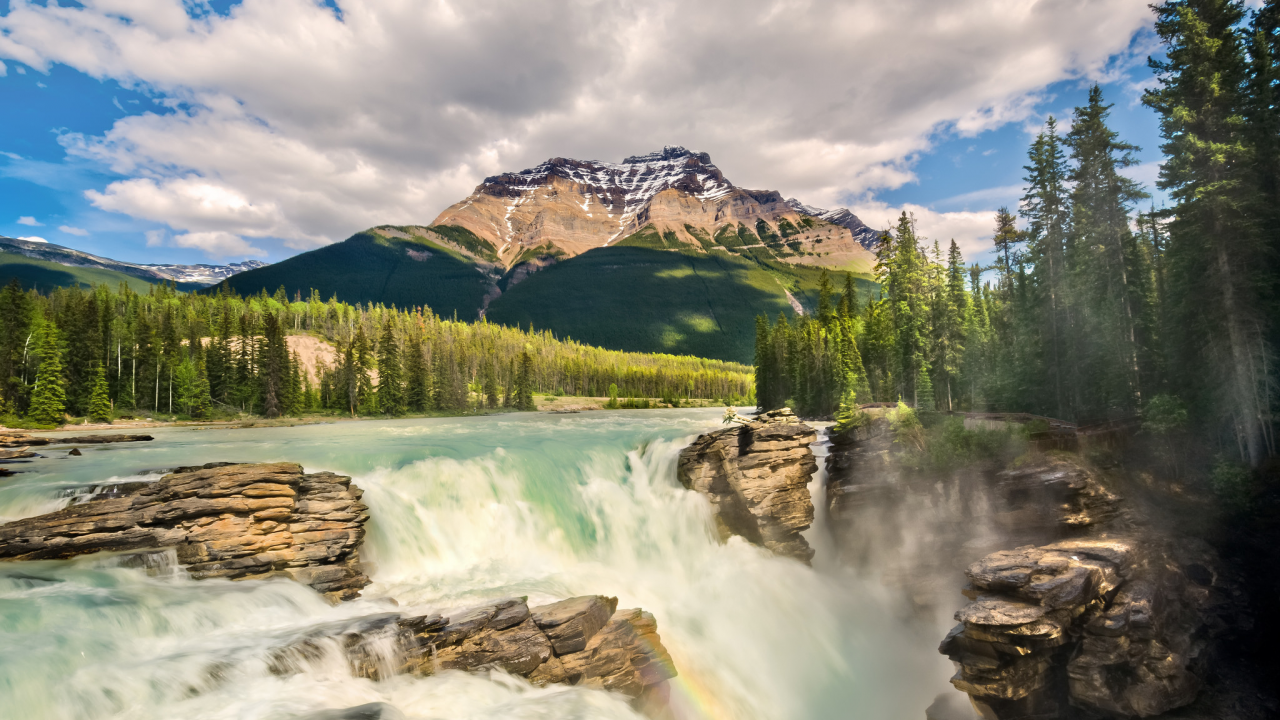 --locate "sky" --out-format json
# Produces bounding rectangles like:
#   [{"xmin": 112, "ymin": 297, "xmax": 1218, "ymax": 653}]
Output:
[{"xmin": 0, "ymin": 0, "xmax": 1175, "ymax": 268}]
